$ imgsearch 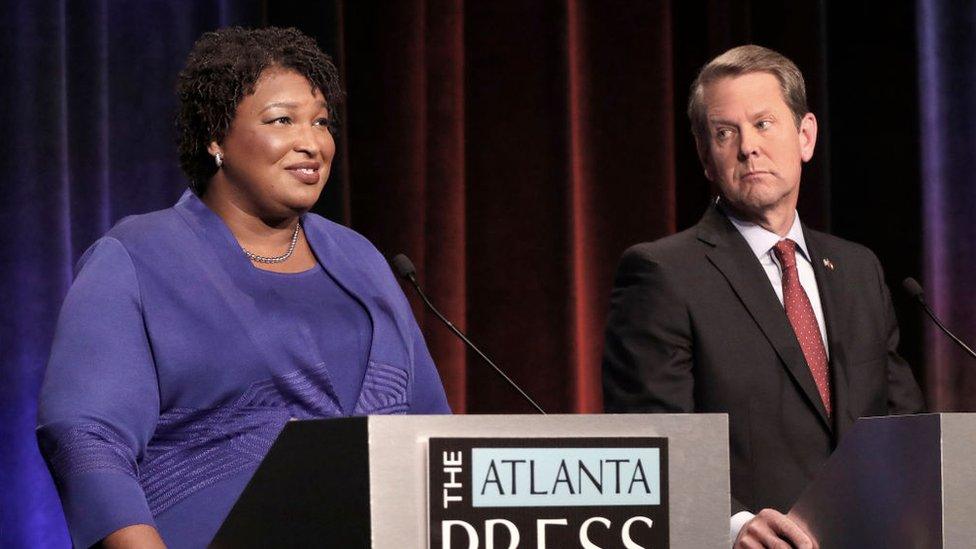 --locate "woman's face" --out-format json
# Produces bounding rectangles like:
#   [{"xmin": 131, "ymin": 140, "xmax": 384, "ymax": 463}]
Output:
[{"xmin": 209, "ymin": 68, "xmax": 336, "ymax": 219}]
